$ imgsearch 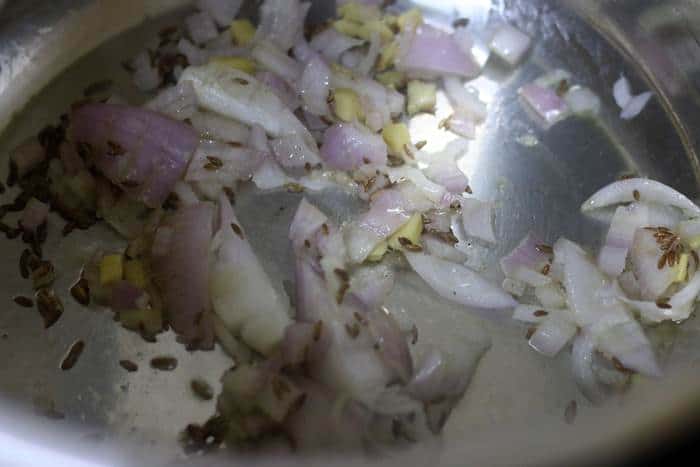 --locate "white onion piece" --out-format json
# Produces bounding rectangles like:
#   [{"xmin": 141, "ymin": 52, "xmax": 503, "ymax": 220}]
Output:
[
  {"xmin": 255, "ymin": 0, "xmax": 310, "ymax": 52},
  {"xmin": 182, "ymin": 63, "xmax": 318, "ymax": 156},
  {"xmin": 357, "ymin": 32, "xmax": 382, "ymax": 76},
  {"xmin": 405, "ymin": 252, "xmax": 517, "ymax": 309},
  {"xmin": 349, "ymin": 265, "xmax": 395, "ymax": 310},
  {"xmin": 256, "ymin": 71, "xmax": 301, "ymax": 110},
  {"xmin": 620, "ymin": 92, "xmax": 653, "ymax": 120},
  {"xmin": 320, "ymin": 123, "xmax": 387, "ymax": 170},
  {"xmin": 489, "ymin": 23, "xmax": 531, "ymax": 66},
  {"xmin": 571, "ymin": 331, "xmax": 606, "ymax": 404},
  {"xmin": 679, "ymin": 218, "xmax": 700, "ymax": 242},
  {"xmin": 519, "ymin": 83, "xmax": 569, "ymax": 126},
  {"xmin": 535, "ymin": 69, "xmax": 572, "ymax": 88},
  {"xmin": 145, "ymin": 80, "xmax": 197, "ymax": 120},
  {"xmin": 252, "ymin": 153, "xmax": 290, "ymax": 190},
  {"xmin": 500, "ymin": 233, "xmax": 550, "ymax": 278},
  {"xmin": 186, "ymin": 140, "xmax": 265, "ymax": 186},
  {"xmin": 189, "ymin": 110, "xmax": 250, "ymax": 143},
  {"xmin": 172, "ymin": 181, "xmax": 200, "ymax": 207},
  {"xmin": 210, "ymin": 193, "xmax": 291, "ymax": 355},
  {"xmin": 619, "ymin": 270, "xmax": 700, "ymax": 323},
  {"xmin": 177, "ymin": 38, "xmax": 206, "ymax": 66},
  {"xmin": 581, "ymin": 178, "xmax": 700, "ymax": 215},
  {"xmin": 185, "ymin": 11, "xmax": 219, "ymax": 44},
  {"xmin": 564, "ymin": 86, "xmax": 600, "ymax": 116},
  {"xmin": 298, "ymin": 54, "xmax": 332, "ymax": 116},
  {"xmin": 423, "ymin": 157, "xmax": 469, "ymax": 194},
  {"xmin": 618, "ymin": 270, "xmax": 642, "ymax": 299},
  {"xmin": 331, "ymin": 71, "xmax": 405, "ymax": 121},
  {"xmin": 502, "ymin": 278, "xmax": 526, "ymax": 297},
  {"xmin": 422, "ymin": 234, "xmax": 468, "ymax": 263},
  {"xmin": 310, "ymin": 28, "xmax": 364, "ymax": 62},
  {"xmin": 196, "ymin": 0, "xmax": 242, "ymax": 27},
  {"xmin": 534, "ymin": 283, "xmax": 567, "ymax": 309},
  {"xmin": 251, "ymin": 41, "xmax": 303, "ymax": 86},
  {"xmin": 387, "ymin": 168, "xmax": 448, "ymax": 207},
  {"xmin": 130, "ymin": 51, "xmax": 161, "ymax": 92},
  {"xmin": 443, "ymin": 76, "xmax": 487, "ymax": 122},
  {"xmin": 289, "ymin": 198, "xmax": 328, "ymax": 253},
  {"xmin": 592, "ymin": 317, "xmax": 661, "ymax": 377},
  {"xmin": 271, "ymin": 133, "xmax": 322, "ymax": 168},
  {"xmin": 528, "ymin": 314, "xmax": 577, "ymax": 357},
  {"xmin": 597, "ymin": 203, "xmax": 650, "ymax": 277},
  {"xmin": 460, "ymin": 198, "xmax": 496, "ymax": 243},
  {"xmin": 629, "ymin": 228, "xmax": 677, "ymax": 300},
  {"xmin": 613, "ymin": 75, "xmax": 632, "ymax": 108},
  {"xmin": 511, "ymin": 266, "xmax": 552, "ymax": 287}
]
